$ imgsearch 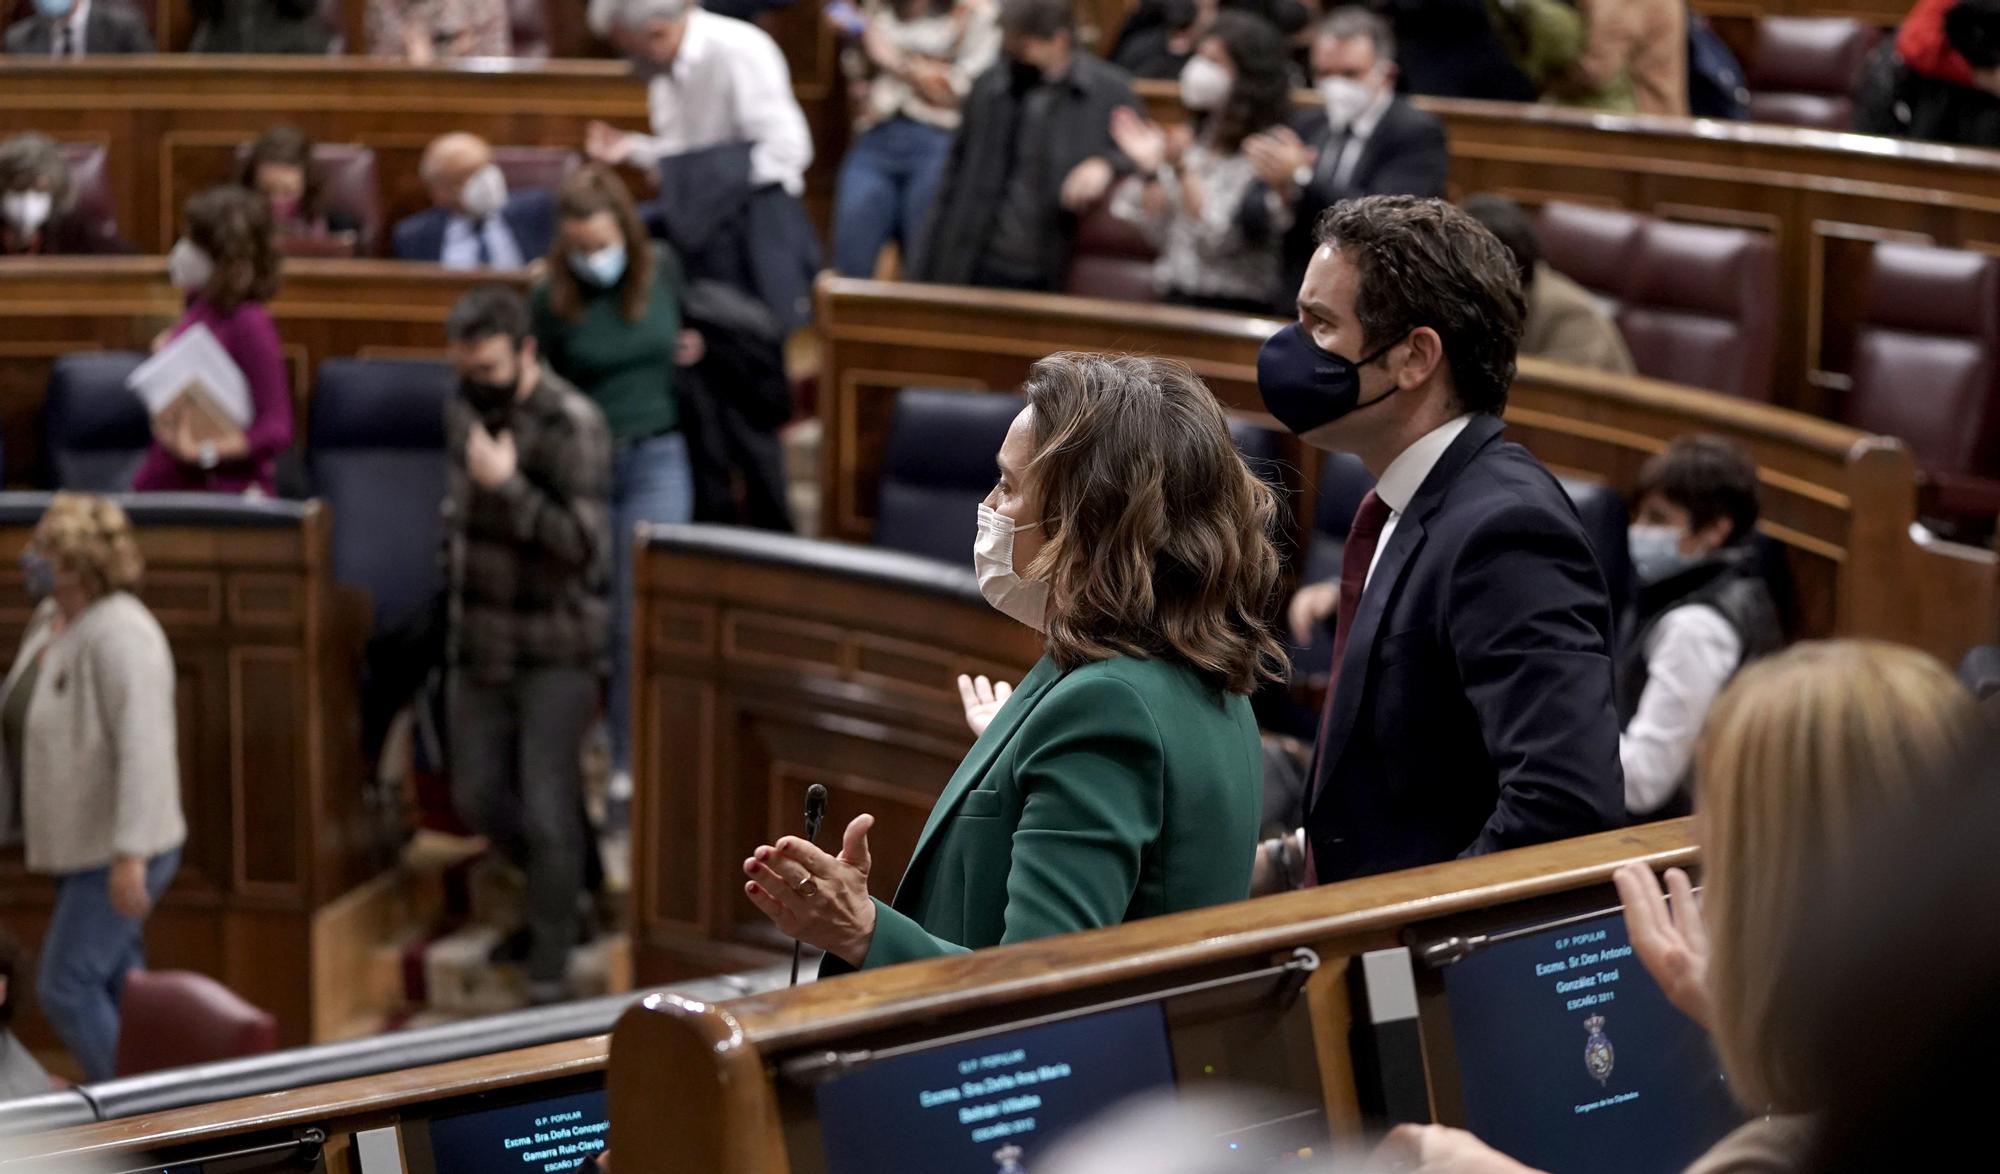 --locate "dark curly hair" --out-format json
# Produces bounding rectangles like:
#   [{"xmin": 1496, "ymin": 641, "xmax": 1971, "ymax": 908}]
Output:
[
  {"xmin": 1020, "ymin": 353, "xmax": 1287, "ymax": 696},
  {"xmin": 1201, "ymin": 11, "xmax": 1294, "ymax": 153},
  {"xmin": 184, "ymin": 185, "xmax": 281, "ymax": 315},
  {"xmin": 1635, "ymin": 434, "xmax": 1762, "ymax": 545},
  {"xmin": 236, "ymin": 124, "xmax": 324, "ymax": 221},
  {"xmin": 1315, "ymin": 195, "xmax": 1525, "ymax": 414}
]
